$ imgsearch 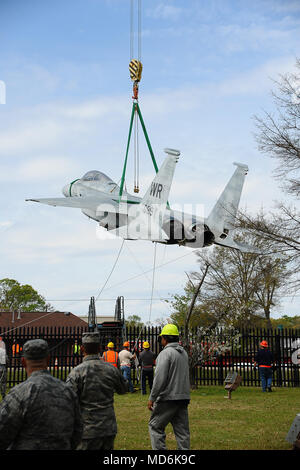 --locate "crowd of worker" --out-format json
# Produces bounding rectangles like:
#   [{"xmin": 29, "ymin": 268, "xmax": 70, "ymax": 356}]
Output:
[
  {"xmin": 1, "ymin": 332, "xmax": 296, "ymax": 451},
  {"xmin": 0, "ymin": 324, "xmax": 191, "ymax": 451}
]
